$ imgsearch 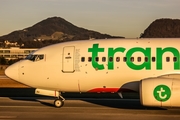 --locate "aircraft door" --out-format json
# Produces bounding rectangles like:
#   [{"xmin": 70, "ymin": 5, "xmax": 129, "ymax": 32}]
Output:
[{"xmin": 62, "ymin": 46, "xmax": 75, "ymax": 73}]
